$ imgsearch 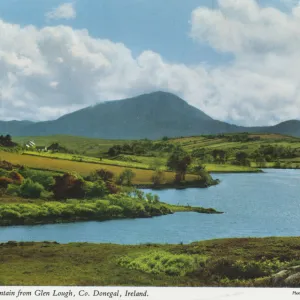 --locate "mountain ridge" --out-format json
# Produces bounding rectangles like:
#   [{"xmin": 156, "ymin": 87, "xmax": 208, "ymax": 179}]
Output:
[{"xmin": 1, "ymin": 91, "xmax": 300, "ymax": 139}]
